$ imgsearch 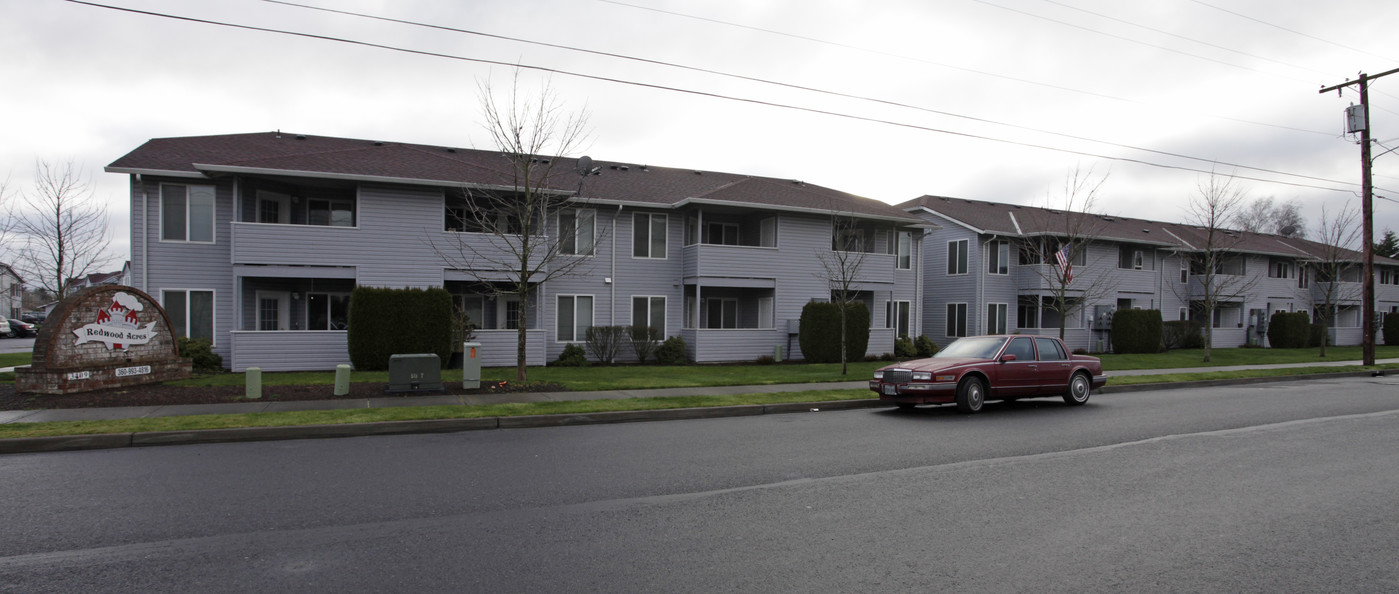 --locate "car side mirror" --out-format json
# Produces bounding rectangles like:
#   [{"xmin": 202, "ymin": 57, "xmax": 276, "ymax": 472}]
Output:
[{"xmin": 1000, "ymin": 354, "xmax": 1017, "ymax": 362}]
